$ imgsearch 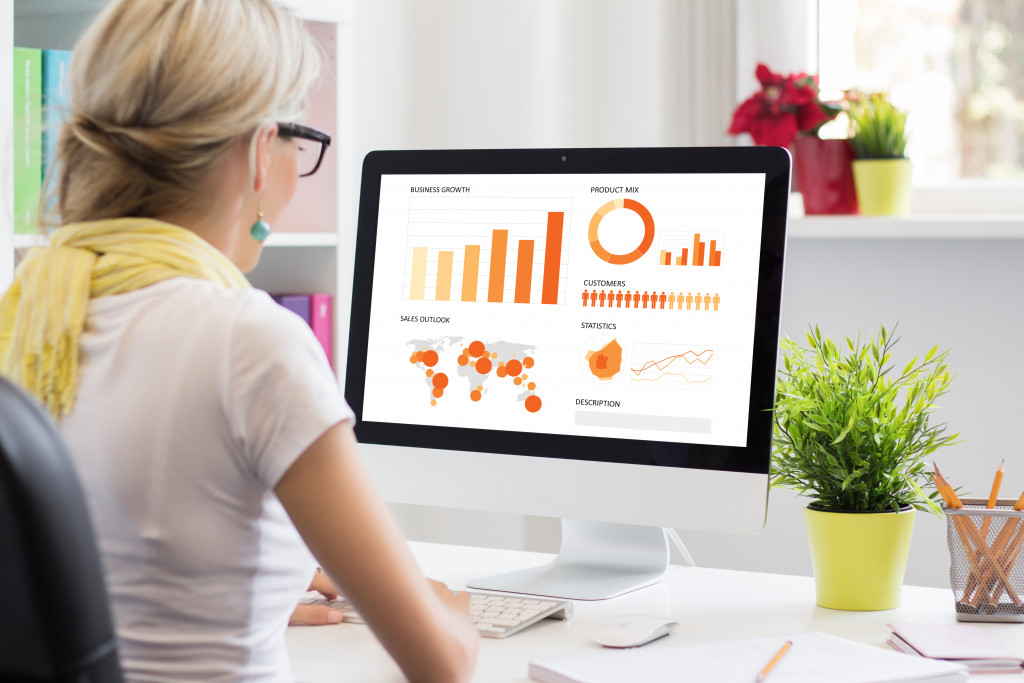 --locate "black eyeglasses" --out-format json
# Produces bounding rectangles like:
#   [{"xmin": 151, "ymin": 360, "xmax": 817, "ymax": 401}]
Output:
[{"xmin": 277, "ymin": 122, "xmax": 331, "ymax": 177}]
